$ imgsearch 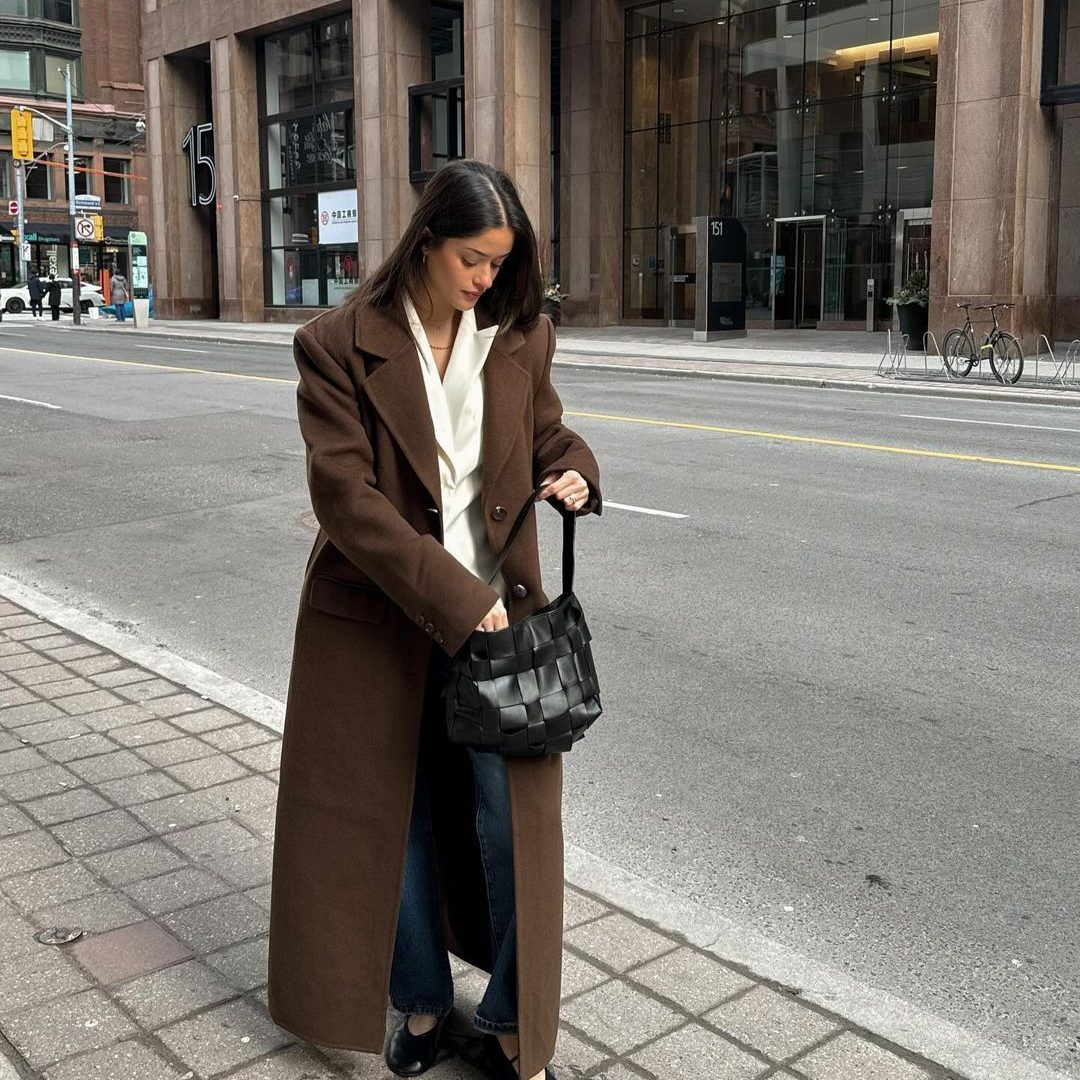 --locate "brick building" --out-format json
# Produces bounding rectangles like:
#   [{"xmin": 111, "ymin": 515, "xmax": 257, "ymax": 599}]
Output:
[{"xmin": 0, "ymin": 0, "xmax": 148, "ymax": 295}]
